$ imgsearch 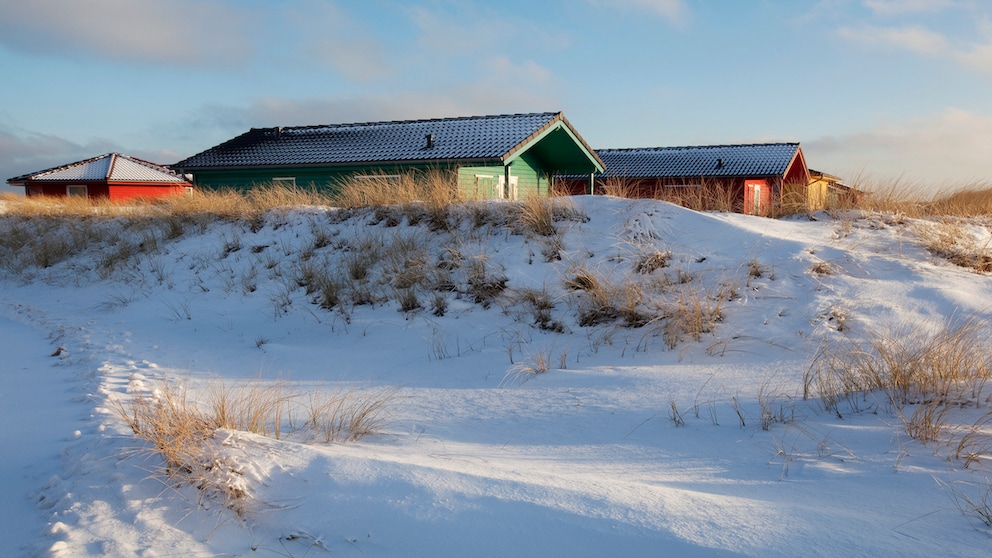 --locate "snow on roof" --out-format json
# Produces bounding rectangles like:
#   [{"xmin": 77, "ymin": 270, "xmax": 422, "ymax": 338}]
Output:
[
  {"xmin": 595, "ymin": 143, "xmax": 802, "ymax": 179},
  {"xmin": 174, "ymin": 112, "xmax": 585, "ymax": 169},
  {"xmin": 7, "ymin": 153, "xmax": 191, "ymax": 184}
]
